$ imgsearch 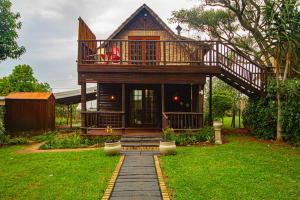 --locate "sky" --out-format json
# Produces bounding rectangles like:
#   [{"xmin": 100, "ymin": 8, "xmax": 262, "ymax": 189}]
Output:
[{"xmin": 0, "ymin": 0, "xmax": 199, "ymax": 92}]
